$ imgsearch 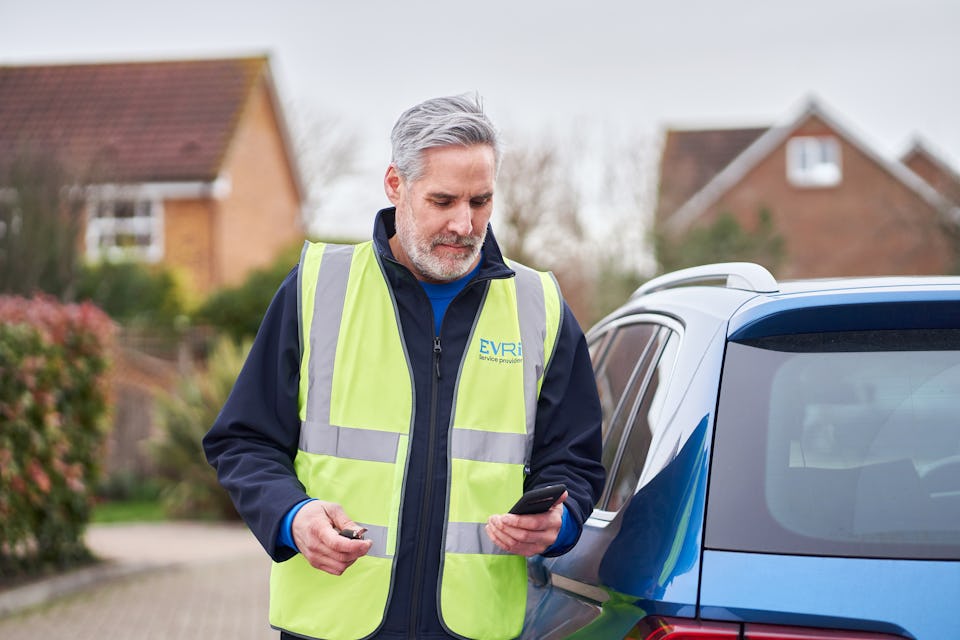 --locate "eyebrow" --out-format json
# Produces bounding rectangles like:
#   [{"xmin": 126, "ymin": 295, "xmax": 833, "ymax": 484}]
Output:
[{"xmin": 425, "ymin": 191, "xmax": 494, "ymax": 201}]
